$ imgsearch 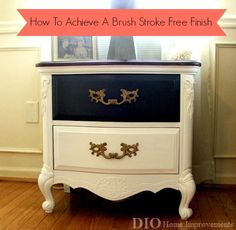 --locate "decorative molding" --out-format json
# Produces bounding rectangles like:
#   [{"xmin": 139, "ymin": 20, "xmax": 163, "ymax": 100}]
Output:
[
  {"xmin": 184, "ymin": 78, "xmax": 194, "ymax": 120},
  {"xmin": 38, "ymin": 164, "xmax": 55, "ymax": 213},
  {"xmin": 41, "ymin": 163, "xmax": 53, "ymax": 175},
  {"xmin": 0, "ymin": 21, "xmax": 24, "ymax": 34},
  {"xmin": 178, "ymin": 169, "xmax": 196, "ymax": 220},
  {"xmin": 0, "ymin": 166, "xmax": 40, "ymax": 173},
  {"xmin": 96, "ymin": 177, "xmax": 129, "ymax": 199},
  {"xmin": 0, "ymin": 148, "xmax": 42, "ymax": 179},
  {"xmin": 42, "ymin": 78, "xmax": 51, "ymax": 114},
  {"xmin": 179, "ymin": 168, "xmax": 194, "ymax": 184},
  {"xmin": 219, "ymin": 15, "xmax": 236, "ymax": 28},
  {"xmin": 0, "ymin": 147, "xmax": 42, "ymax": 154}
]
